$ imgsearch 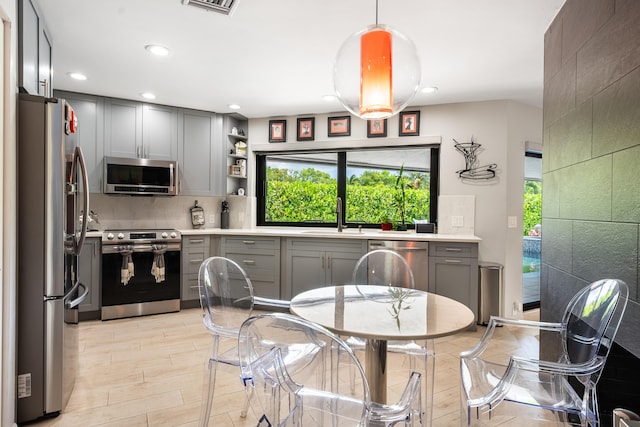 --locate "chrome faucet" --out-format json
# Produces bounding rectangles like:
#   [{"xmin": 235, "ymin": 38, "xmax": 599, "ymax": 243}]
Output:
[{"xmin": 336, "ymin": 197, "xmax": 347, "ymax": 232}]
